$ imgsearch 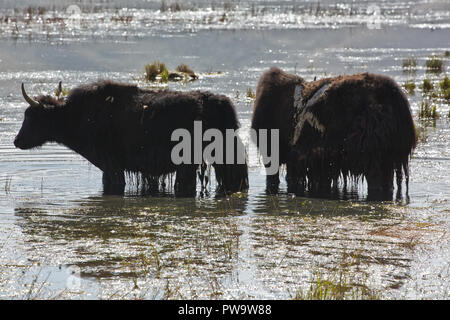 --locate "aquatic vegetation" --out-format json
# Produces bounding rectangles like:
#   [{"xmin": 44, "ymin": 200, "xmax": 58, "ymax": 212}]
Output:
[
  {"xmin": 414, "ymin": 124, "xmax": 428, "ymax": 143},
  {"xmin": 176, "ymin": 64, "xmax": 194, "ymax": 76},
  {"xmin": 246, "ymin": 87, "xmax": 256, "ymax": 99},
  {"xmin": 438, "ymin": 76, "xmax": 450, "ymax": 102},
  {"xmin": 439, "ymin": 76, "xmax": 450, "ymax": 91},
  {"xmin": 425, "ymin": 55, "xmax": 444, "ymax": 73},
  {"xmin": 175, "ymin": 64, "xmax": 198, "ymax": 80},
  {"xmin": 402, "ymin": 57, "xmax": 417, "ymax": 74},
  {"xmin": 403, "ymin": 80, "xmax": 416, "ymax": 95},
  {"xmin": 294, "ymin": 251, "xmax": 379, "ymax": 300},
  {"xmin": 144, "ymin": 63, "xmax": 159, "ymax": 82},
  {"xmin": 144, "ymin": 61, "xmax": 198, "ymax": 83},
  {"xmin": 160, "ymin": 69, "xmax": 169, "ymax": 83},
  {"xmin": 442, "ymin": 88, "xmax": 450, "ymax": 102},
  {"xmin": 421, "ymin": 78, "xmax": 434, "ymax": 94},
  {"xmin": 418, "ymin": 100, "xmax": 439, "ymax": 119},
  {"xmin": 144, "ymin": 61, "xmax": 168, "ymax": 82}
]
